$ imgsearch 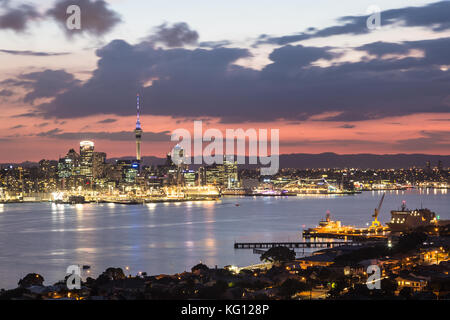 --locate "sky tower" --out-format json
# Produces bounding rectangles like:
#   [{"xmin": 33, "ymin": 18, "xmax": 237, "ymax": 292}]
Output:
[{"xmin": 135, "ymin": 94, "xmax": 143, "ymax": 161}]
